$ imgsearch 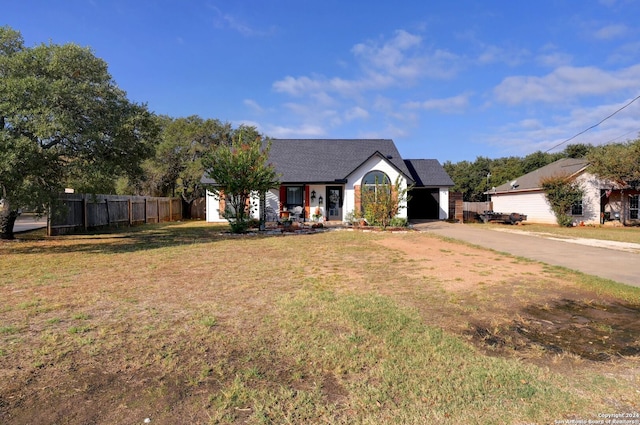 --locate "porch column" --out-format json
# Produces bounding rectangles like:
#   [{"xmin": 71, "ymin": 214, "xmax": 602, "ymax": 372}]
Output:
[
  {"xmin": 304, "ymin": 185, "xmax": 310, "ymax": 221},
  {"xmin": 354, "ymin": 185, "xmax": 362, "ymax": 213}
]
